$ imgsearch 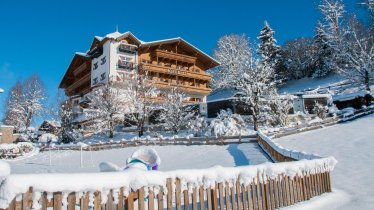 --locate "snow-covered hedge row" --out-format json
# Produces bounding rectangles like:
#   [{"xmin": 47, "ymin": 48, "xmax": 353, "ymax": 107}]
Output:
[
  {"xmin": 258, "ymin": 131, "xmax": 322, "ymax": 161},
  {"xmin": 0, "ymin": 142, "xmax": 34, "ymax": 159},
  {"xmin": 0, "ymin": 157, "xmax": 337, "ymax": 209}
]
